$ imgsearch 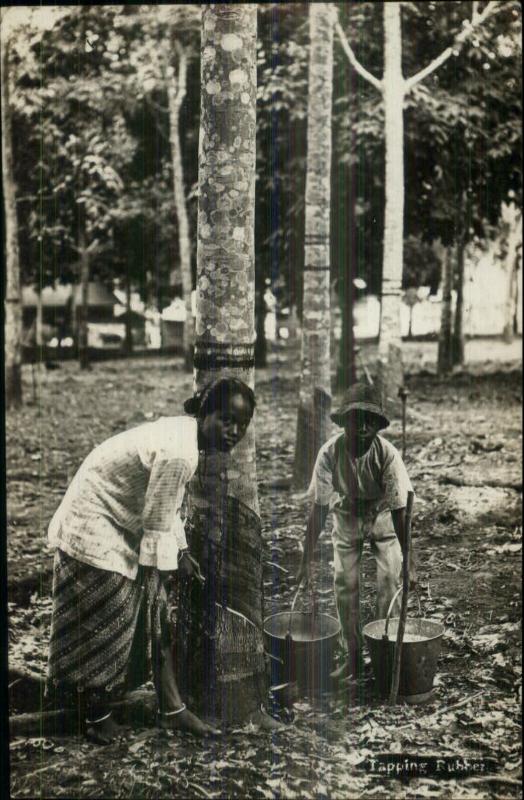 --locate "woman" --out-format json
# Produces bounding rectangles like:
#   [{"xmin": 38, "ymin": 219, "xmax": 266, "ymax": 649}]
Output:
[{"xmin": 46, "ymin": 377, "xmax": 256, "ymax": 744}]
